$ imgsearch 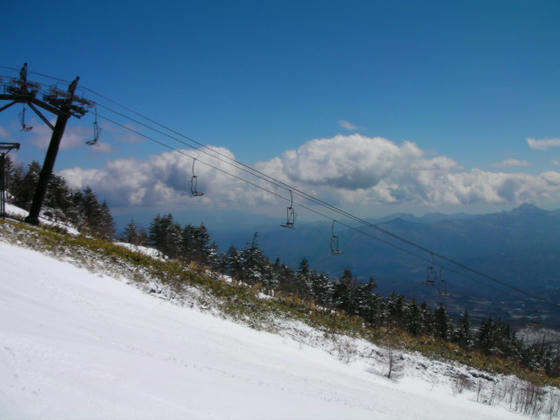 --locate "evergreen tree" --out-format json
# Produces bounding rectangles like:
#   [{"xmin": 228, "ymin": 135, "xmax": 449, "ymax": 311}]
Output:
[
  {"xmin": 406, "ymin": 299, "xmax": 422, "ymax": 336},
  {"xmin": 333, "ymin": 269, "xmax": 360, "ymax": 315},
  {"xmin": 454, "ymin": 310, "xmax": 473, "ymax": 350},
  {"xmin": 310, "ymin": 271, "xmax": 334, "ymax": 308},
  {"xmin": 296, "ymin": 257, "xmax": 313, "ymax": 300},
  {"xmin": 226, "ymin": 245, "xmax": 244, "ymax": 281},
  {"xmin": 44, "ymin": 173, "xmax": 74, "ymax": 221},
  {"xmin": 1, "ymin": 154, "xmax": 15, "ymax": 198},
  {"xmin": 276, "ymin": 261, "xmax": 298, "ymax": 295},
  {"xmin": 149, "ymin": 213, "xmax": 182, "ymax": 258},
  {"xmin": 239, "ymin": 232, "xmax": 269, "ymax": 285},
  {"xmin": 387, "ymin": 292, "xmax": 407, "ymax": 329},
  {"xmin": 123, "ymin": 220, "xmax": 146, "ymax": 245},
  {"xmin": 12, "ymin": 161, "xmax": 41, "ymax": 209},
  {"xmin": 434, "ymin": 304, "xmax": 451, "ymax": 340},
  {"xmin": 98, "ymin": 201, "xmax": 116, "ymax": 239}
]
